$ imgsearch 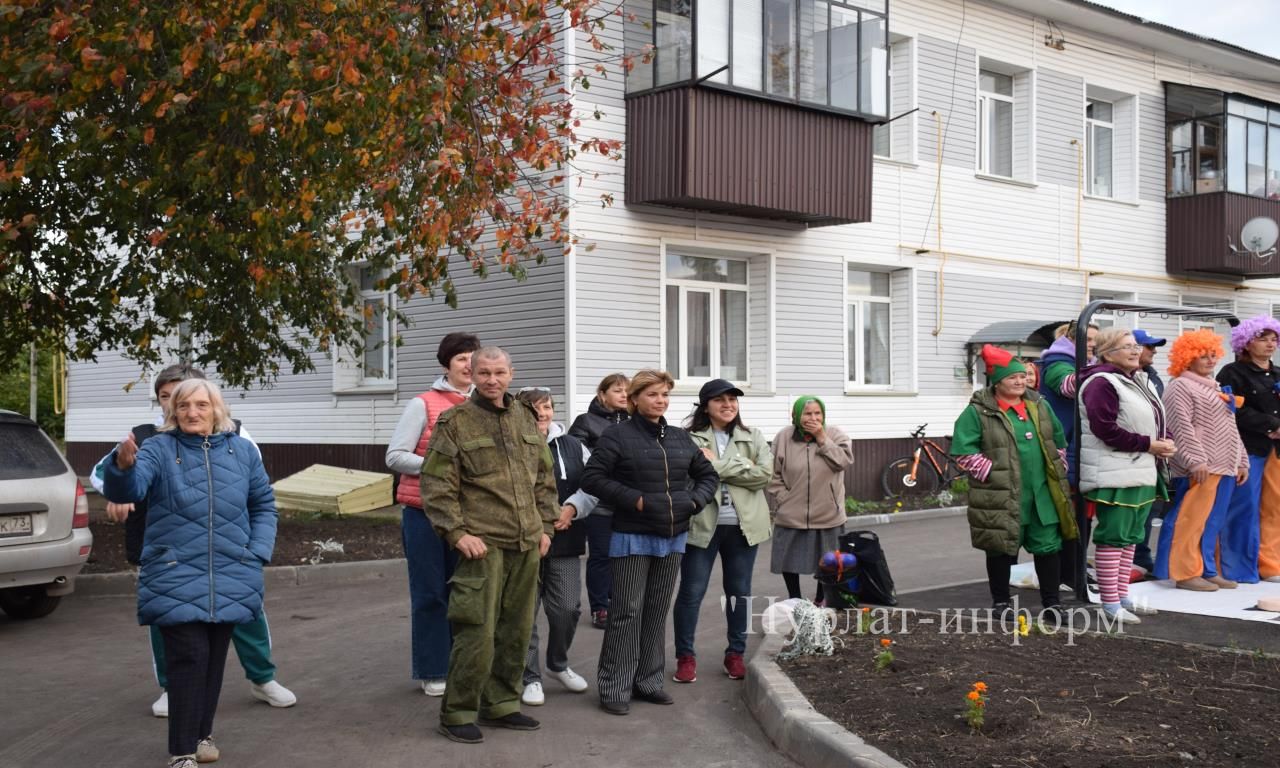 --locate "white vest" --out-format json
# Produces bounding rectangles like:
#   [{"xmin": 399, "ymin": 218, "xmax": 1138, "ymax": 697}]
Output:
[{"xmin": 1079, "ymin": 371, "xmax": 1163, "ymax": 493}]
